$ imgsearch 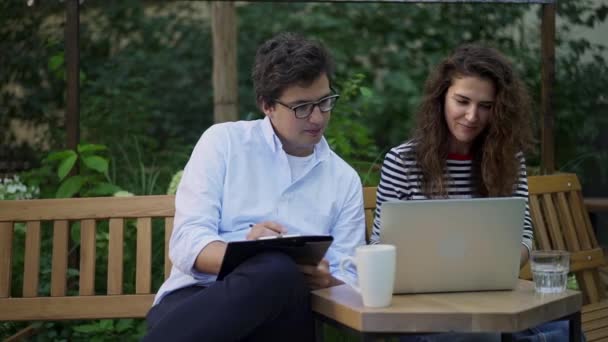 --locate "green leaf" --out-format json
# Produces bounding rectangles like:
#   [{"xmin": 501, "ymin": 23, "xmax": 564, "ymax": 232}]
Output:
[
  {"xmin": 45, "ymin": 150, "xmax": 76, "ymax": 163},
  {"xmin": 115, "ymin": 319, "xmax": 134, "ymax": 333},
  {"xmin": 57, "ymin": 153, "xmax": 78, "ymax": 181},
  {"xmin": 77, "ymin": 144, "xmax": 107, "ymax": 154},
  {"xmin": 55, "ymin": 175, "xmax": 84, "ymax": 198},
  {"xmin": 359, "ymin": 87, "xmax": 373, "ymax": 99},
  {"xmin": 99, "ymin": 319, "xmax": 114, "ymax": 330},
  {"xmin": 88, "ymin": 182, "xmax": 121, "ymax": 196},
  {"xmin": 49, "ymin": 53, "xmax": 64, "ymax": 71},
  {"xmin": 83, "ymin": 156, "xmax": 109, "ymax": 174},
  {"xmin": 72, "ymin": 323, "xmax": 101, "ymax": 333}
]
